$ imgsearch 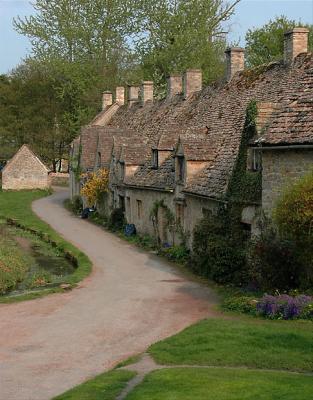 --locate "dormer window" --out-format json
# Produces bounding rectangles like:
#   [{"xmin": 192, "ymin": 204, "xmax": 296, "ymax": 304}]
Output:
[
  {"xmin": 152, "ymin": 149, "xmax": 158, "ymax": 169},
  {"xmin": 176, "ymin": 155, "xmax": 185, "ymax": 182}
]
